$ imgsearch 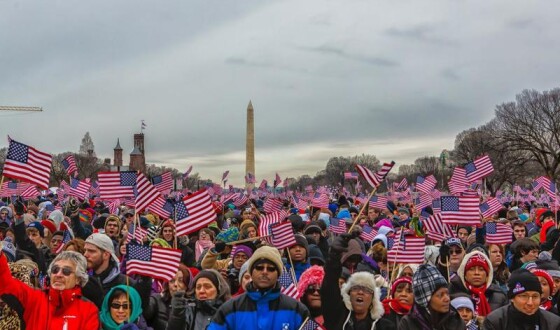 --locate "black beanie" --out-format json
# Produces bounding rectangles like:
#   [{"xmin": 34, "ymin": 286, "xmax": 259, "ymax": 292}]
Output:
[
  {"xmin": 508, "ymin": 269, "xmax": 542, "ymax": 298},
  {"xmin": 194, "ymin": 270, "xmax": 220, "ymax": 292},
  {"xmin": 293, "ymin": 234, "xmax": 309, "ymax": 254}
]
